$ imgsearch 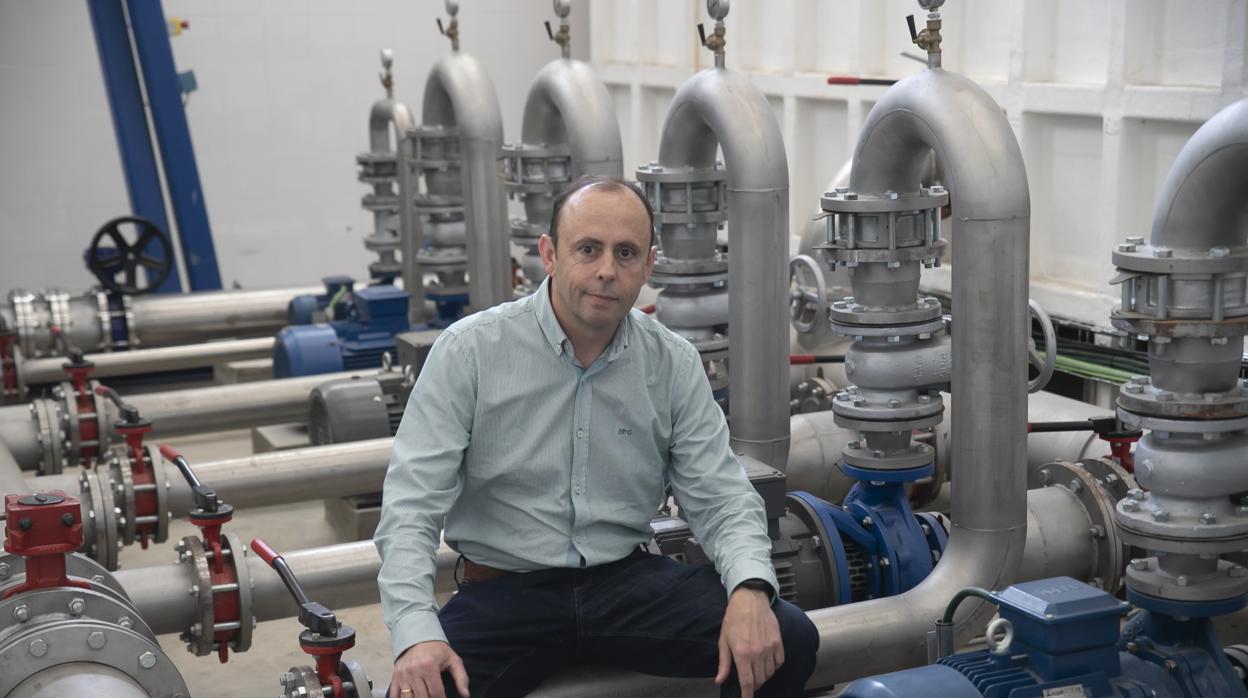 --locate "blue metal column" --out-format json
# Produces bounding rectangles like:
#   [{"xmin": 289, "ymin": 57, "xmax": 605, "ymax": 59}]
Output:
[
  {"xmin": 123, "ymin": 0, "xmax": 223, "ymax": 291},
  {"xmin": 85, "ymin": 0, "xmax": 181, "ymax": 293}
]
